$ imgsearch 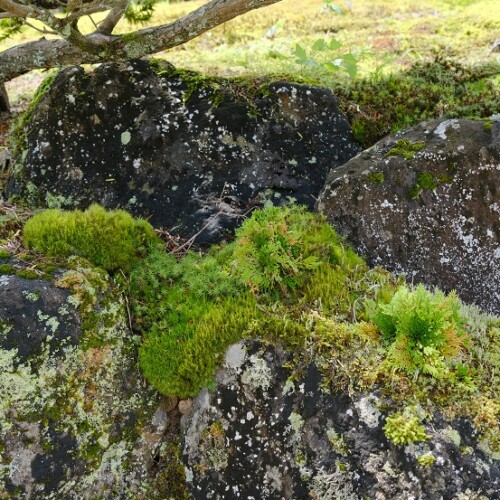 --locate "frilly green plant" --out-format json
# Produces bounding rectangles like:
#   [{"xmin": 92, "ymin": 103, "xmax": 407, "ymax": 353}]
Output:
[
  {"xmin": 23, "ymin": 204, "xmax": 159, "ymax": 272},
  {"xmin": 369, "ymin": 284, "xmax": 469, "ymax": 377},
  {"xmin": 230, "ymin": 205, "xmax": 363, "ymax": 296}
]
